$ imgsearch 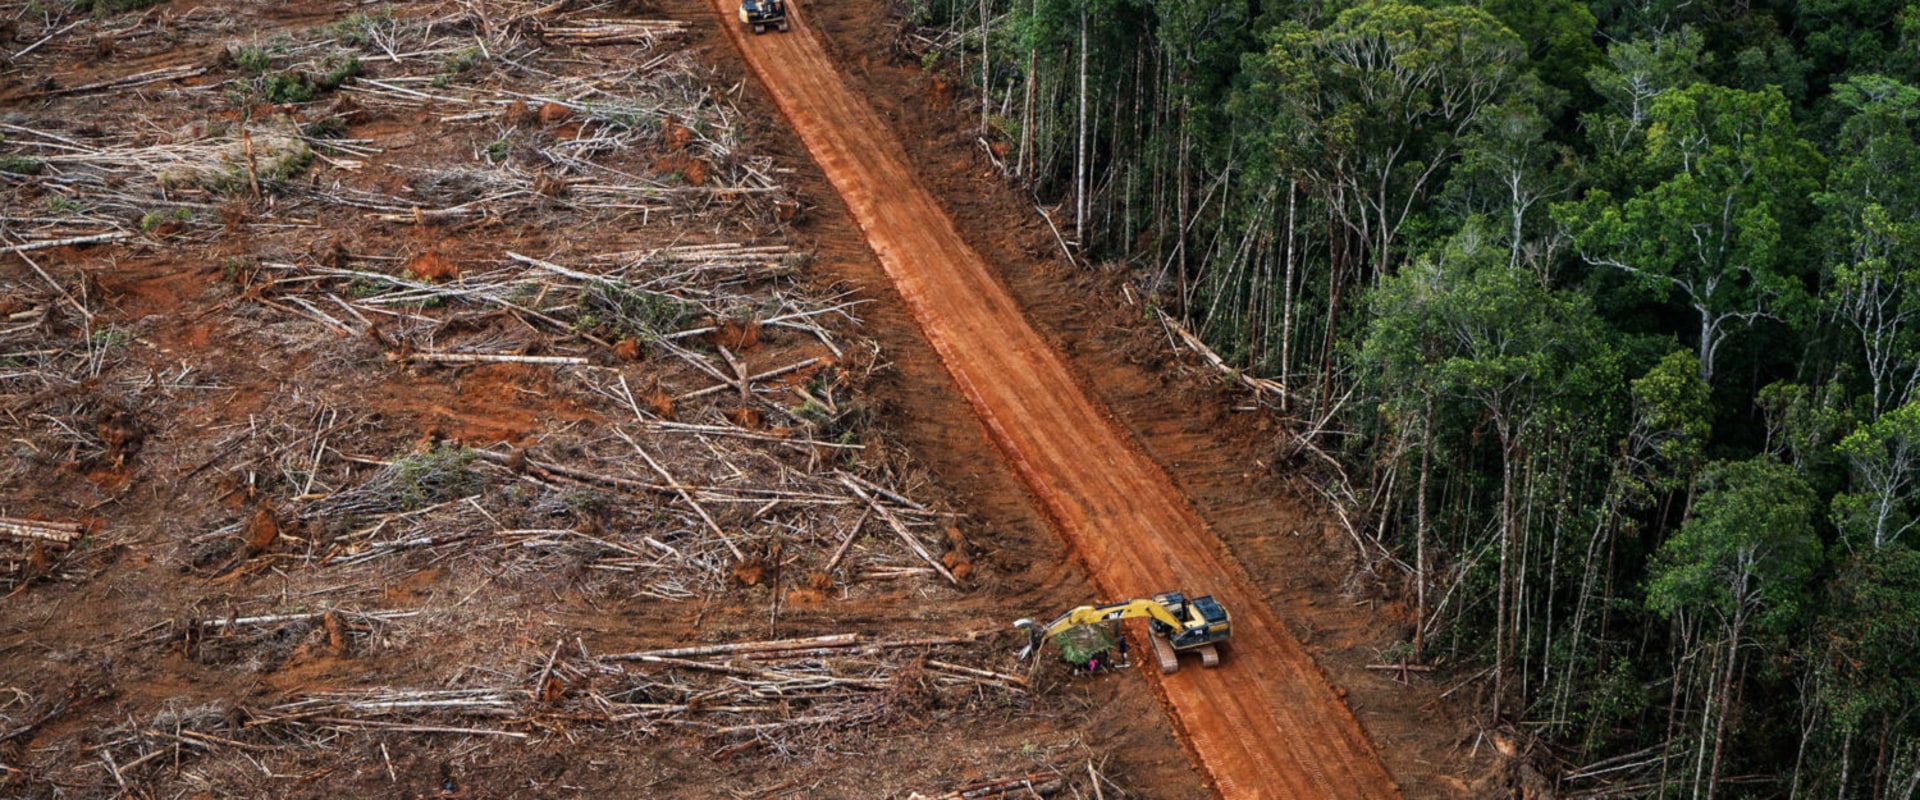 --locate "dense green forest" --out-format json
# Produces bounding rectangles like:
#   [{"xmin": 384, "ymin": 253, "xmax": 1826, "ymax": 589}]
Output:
[{"xmin": 906, "ymin": 0, "xmax": 1920, "ymax": 795}]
